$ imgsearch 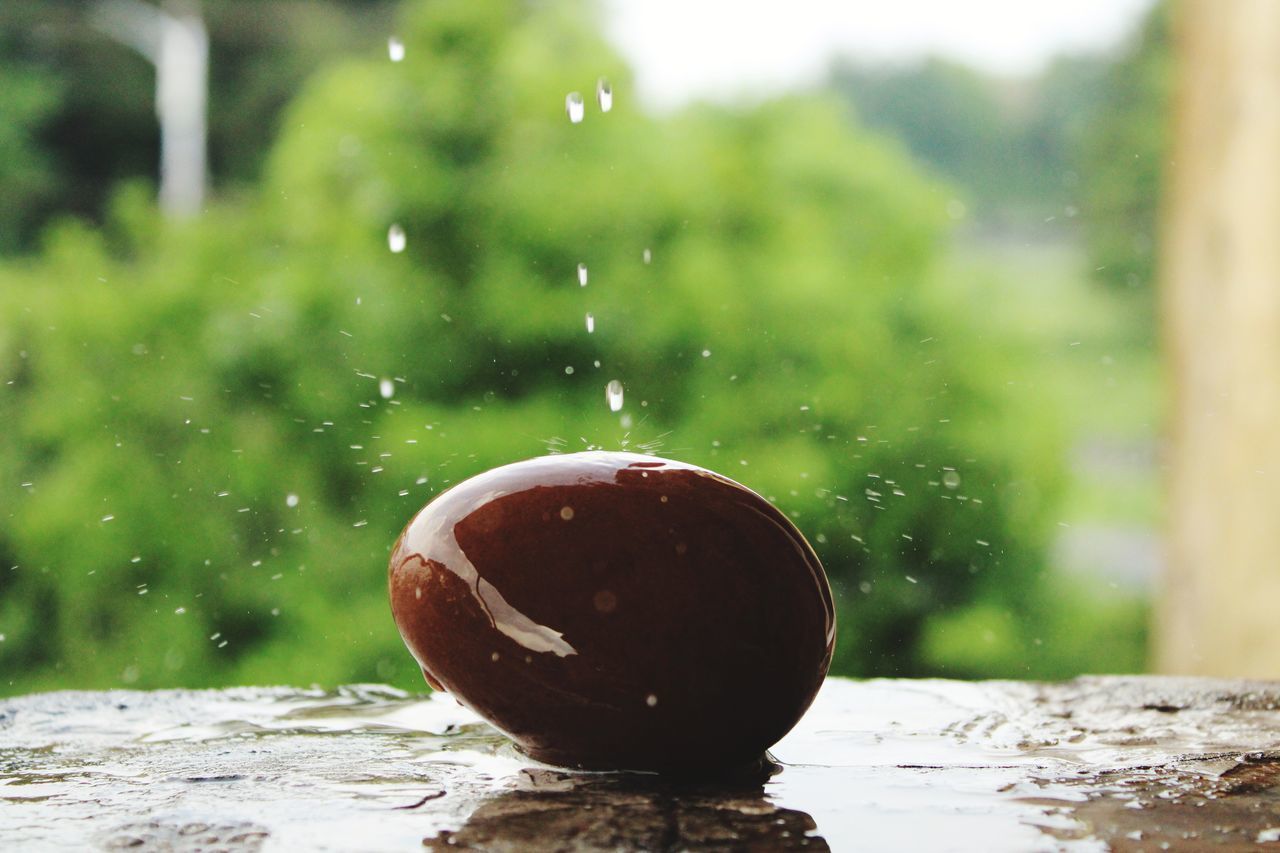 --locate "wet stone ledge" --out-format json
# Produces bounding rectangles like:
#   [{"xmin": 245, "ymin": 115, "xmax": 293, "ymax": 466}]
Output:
[{"xmin": 2, "ymin": 676, "xmax": 1279, "ymax": 851}]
